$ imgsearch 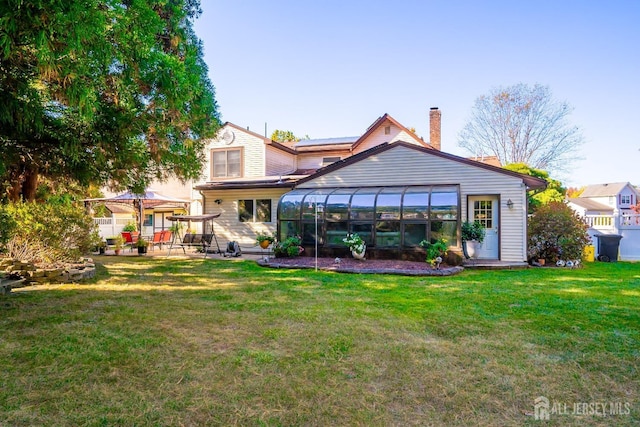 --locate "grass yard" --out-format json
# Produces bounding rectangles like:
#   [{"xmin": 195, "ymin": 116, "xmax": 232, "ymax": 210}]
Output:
[{"xmin": 1, "ymin": 258, "xmax": 638, "ymax": 426}]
